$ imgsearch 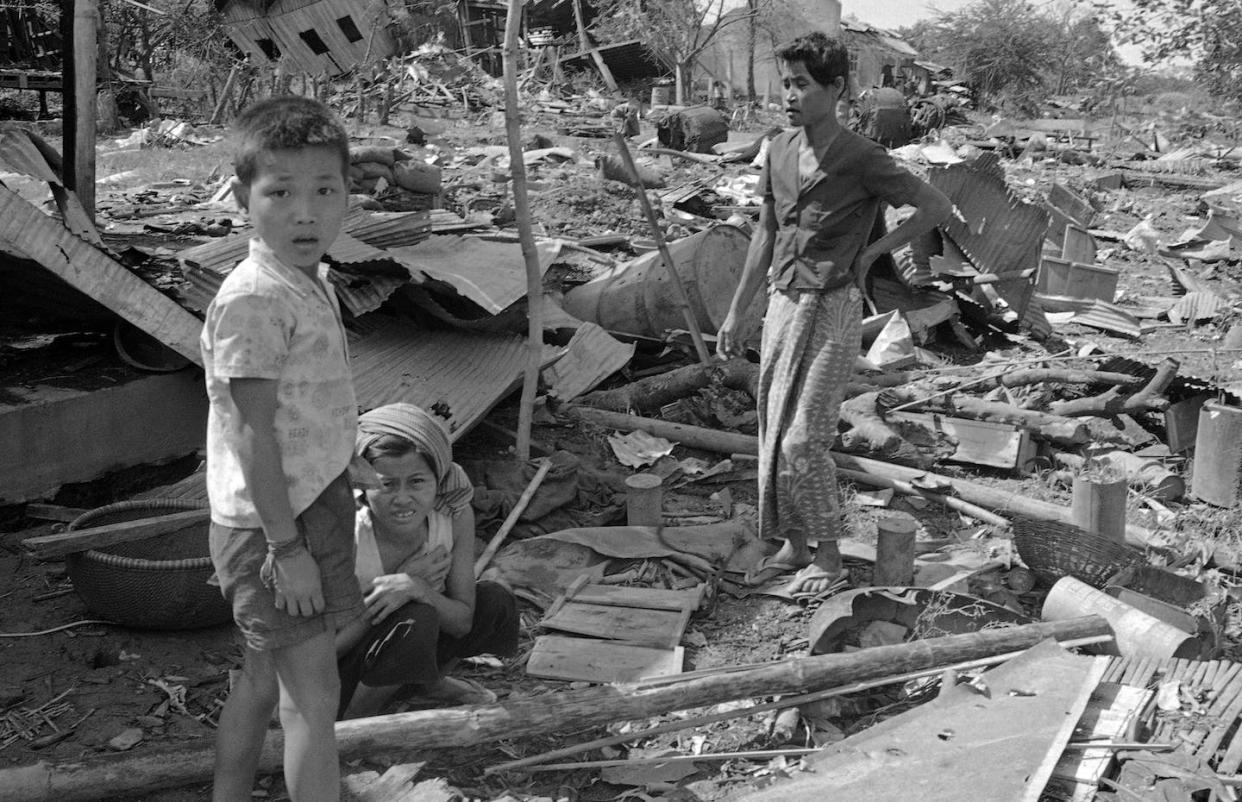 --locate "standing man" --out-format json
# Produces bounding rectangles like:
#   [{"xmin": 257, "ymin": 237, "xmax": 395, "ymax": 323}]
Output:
[{"xmin": 716, "ymin": 32, "xmax": 952, "ymax": 594}]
